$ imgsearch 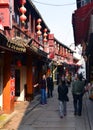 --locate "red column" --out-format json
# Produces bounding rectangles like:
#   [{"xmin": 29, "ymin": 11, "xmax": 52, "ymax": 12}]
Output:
[
  {"xmin": 3, "ymin": 52, "xmax": 14, "ymax": 113},
  {"xmin": 26, "ymin": 55, "xmax": 33, "ymax": 100}
]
